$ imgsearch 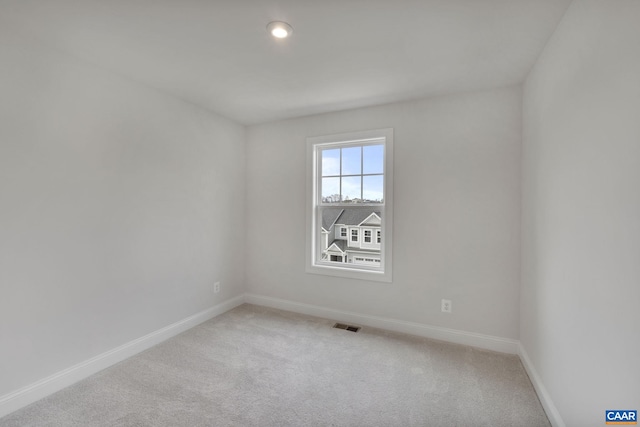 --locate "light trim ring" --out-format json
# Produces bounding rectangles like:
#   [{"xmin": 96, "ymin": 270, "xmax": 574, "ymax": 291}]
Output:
[{"xmin": 267, "ymin": 21, "xmax": 293, "ymax": 39}]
